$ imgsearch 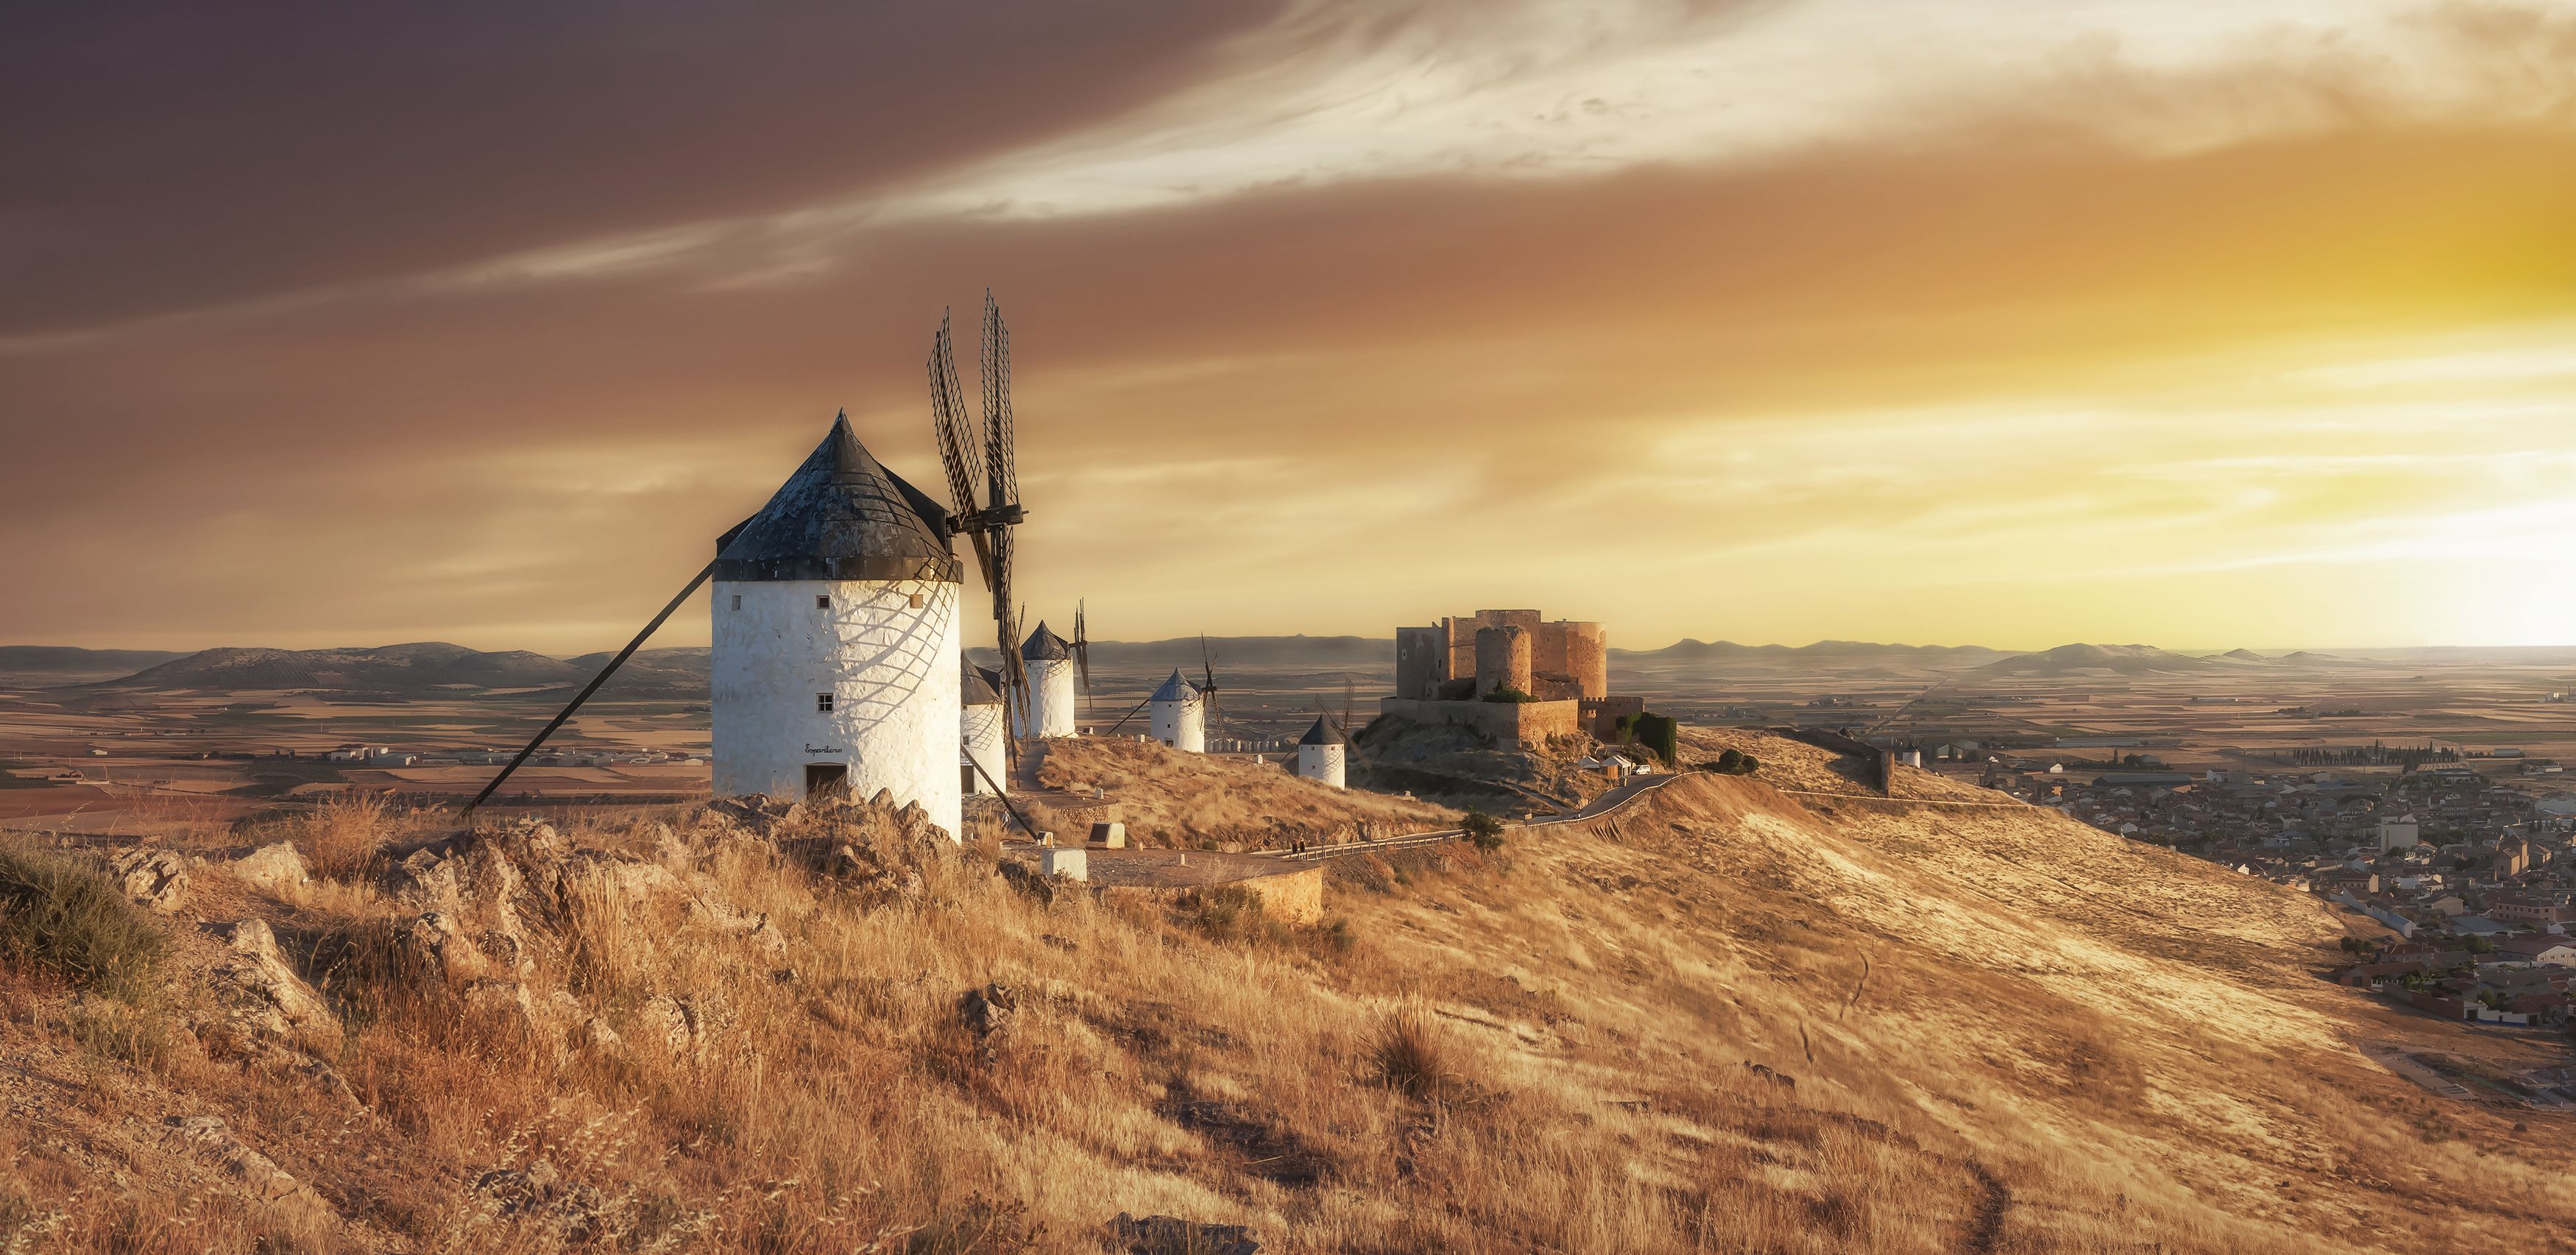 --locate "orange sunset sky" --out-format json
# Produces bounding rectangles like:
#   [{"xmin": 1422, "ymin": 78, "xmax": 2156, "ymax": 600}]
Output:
[{"xmin": 5, "ymin": 2, "xmax": 2576, "ymax": 654}]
